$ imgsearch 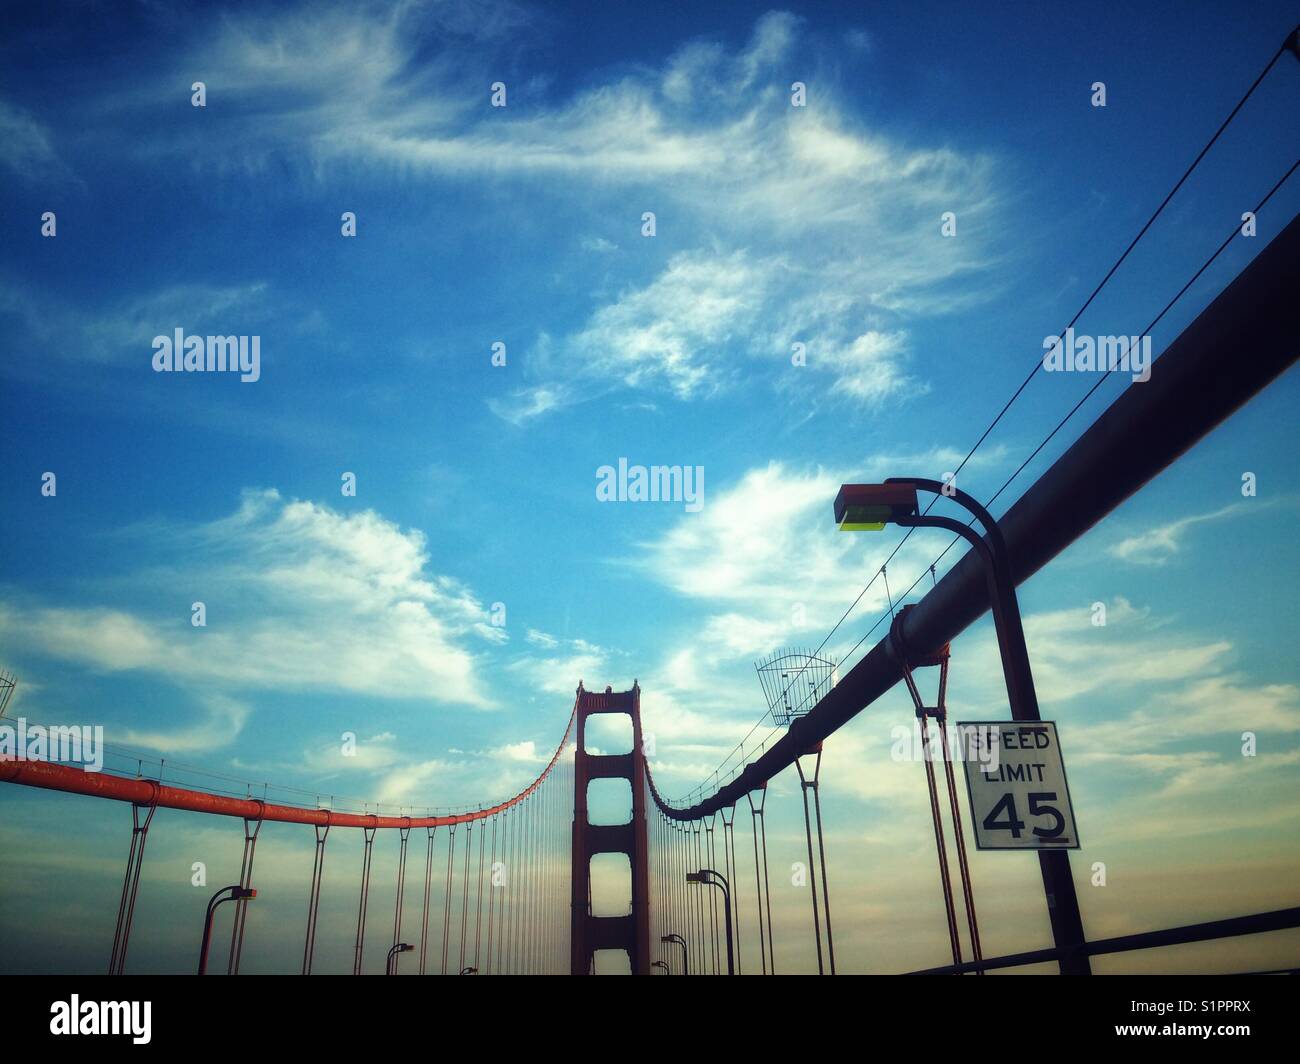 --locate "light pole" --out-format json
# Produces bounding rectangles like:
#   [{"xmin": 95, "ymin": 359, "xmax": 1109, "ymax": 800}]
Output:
[
  {"xmin": 834, "ymin": 477, "xmax": 1090, "ymax": 974},
  {"xmin": 198, "ymin": 885, "xmax": 256, "ymax": 975},
  {"xmin": 386, "ymin": 943, "xmax": 413, "ymax": 975},
  {"xmin": 686, "ymin": 870, "xmax": 734, "ymax": 975},
  {"xmin": 660, "ymin": 933, "xmax": 689, "ymax": 976},
  {"xmin": 459, "ymin": 966, "xmax": 478, "ymax": 975},
  {"xmin": 652, "ymin": 960, "xmax": 670, "ymax": 974}
]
